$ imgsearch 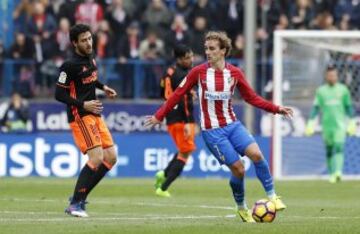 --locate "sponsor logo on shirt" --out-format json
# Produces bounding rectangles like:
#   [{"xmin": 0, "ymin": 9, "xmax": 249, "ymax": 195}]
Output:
[
  {"xmin": 82, "ymin": 71, "xmax": 98, "ymax": 84},
  {"xmin": 204, "ymin": 91, "xmax": 231, "ymax": 100}
]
